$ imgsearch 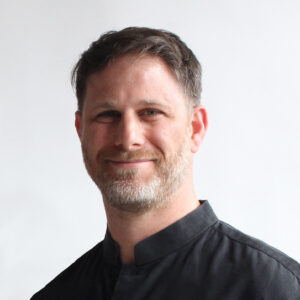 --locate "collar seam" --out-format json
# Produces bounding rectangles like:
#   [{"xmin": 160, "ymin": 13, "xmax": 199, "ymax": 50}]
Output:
[{"xmin": 137, "ymin": 219, "xmax": 219, "ymax": 266}]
